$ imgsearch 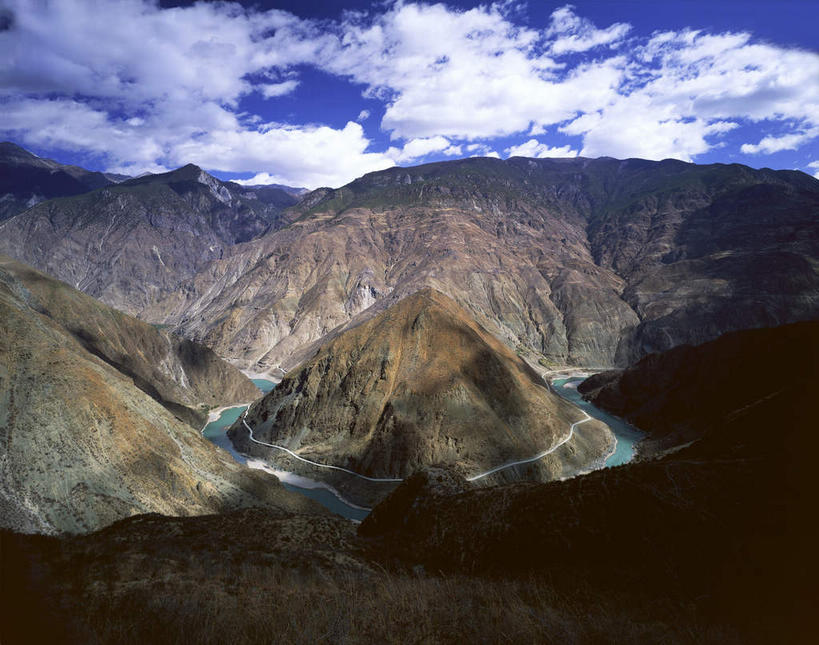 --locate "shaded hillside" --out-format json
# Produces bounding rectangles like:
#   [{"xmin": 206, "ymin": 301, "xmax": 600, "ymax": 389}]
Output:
[
  {"xmin": 157, "ymin": 156, "xmax": 819, "ymax": 372},
  {"xmin": 0, "ymin": 141, "xmax": 123, "ymax": 221},
  {"xmin": 579, "ymin": 320, "xmax": 819, "ymax": 455},
  {"xmin": 1, "ymin": 508, "xmax": 719, "ymax": 645},
  {"xmin": 360, "ymin": 322, "xmax": 819, "ymax": 643},
  {"xmin": 0, "ymin": 257, "xmax": 318, "ymax": 534},
  {"xmin": 229, "ymin": 289, "xmax": 612, "ymax": 504},
  {"xmin": 0, "ymin": 157, "xmax": 299, "ymax": 316},
  {"xmin": 3, "ymin": 324, "xmax": 815, "ymax": 643}
]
